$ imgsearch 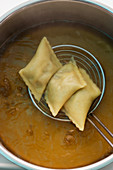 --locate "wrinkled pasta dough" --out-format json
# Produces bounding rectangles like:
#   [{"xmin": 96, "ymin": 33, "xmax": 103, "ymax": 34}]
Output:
[
  {"xmin": 45, "ymin": 62, "xmax": 86, "ymax": 117},
  {"xmin": 64, "ymin": 68, "xmax": 101, "ymax": 131},
  {"xmin": 19, "ymin": 37, "xmax": 62, "ymax": 101}
]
